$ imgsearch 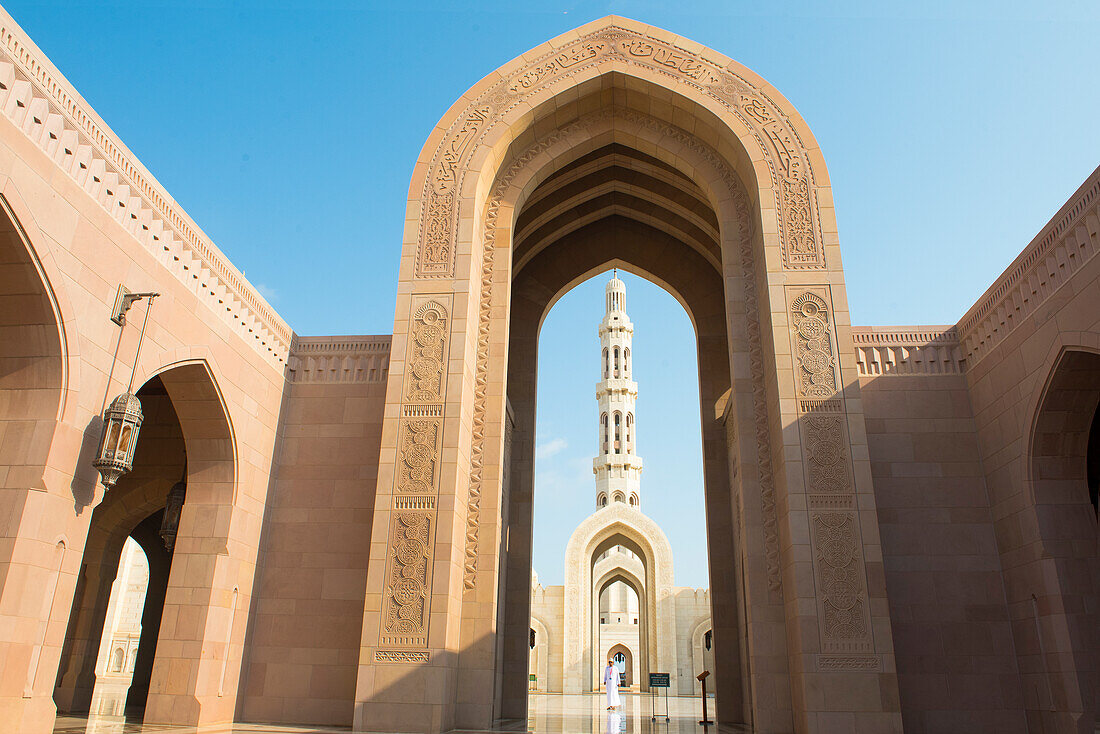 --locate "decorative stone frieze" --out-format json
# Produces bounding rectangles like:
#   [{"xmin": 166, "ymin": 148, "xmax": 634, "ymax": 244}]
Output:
[
  {"xmin": 288, "ymin": 336, "xmax": 391, "ymax": 383},
  {"xmin": 851, "ymin": 326, "xmax": 963, "ymax": 376},
  {"xmin": 374, "ymin": 649, "xmax": 430, "ymax": 664},
  {"xmin": 957, "ymin": 174, "xmax": 1099, "ymax": 366}
]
